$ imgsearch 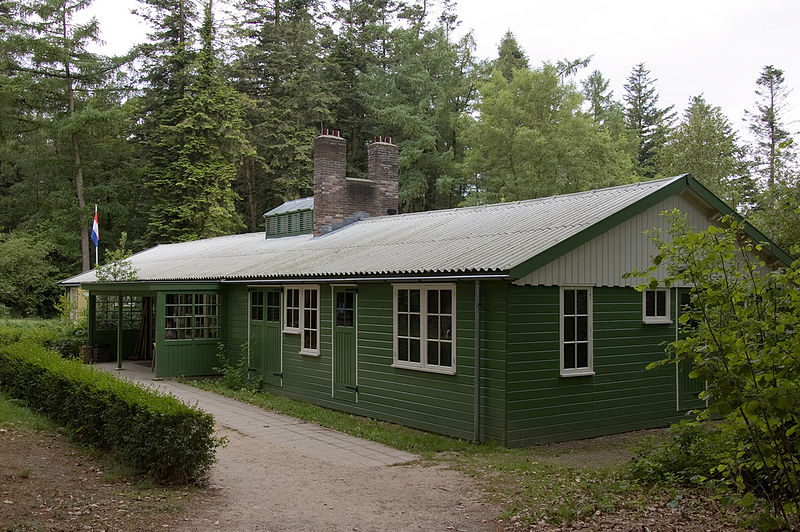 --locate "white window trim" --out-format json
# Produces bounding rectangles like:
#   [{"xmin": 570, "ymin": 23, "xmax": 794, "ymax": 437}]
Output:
[
  {"xmin": 642, "ymin": 288, "xmax": 672, "ymax": 325},
  {"xmin": 391, "ymin": 283, "xmax": 457, "ymax": 375},
  {"xmin": 283, "ymin": 287, "xmax": 301, "ymax": 333},
  {"xmin": 283, "ymin": 286, "xmax": 320, "ymax": 356},
  {"xmin": 560, "ymin": 286, "xmax": 595, "ymax": 377}
]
